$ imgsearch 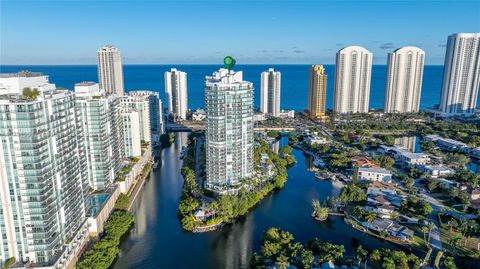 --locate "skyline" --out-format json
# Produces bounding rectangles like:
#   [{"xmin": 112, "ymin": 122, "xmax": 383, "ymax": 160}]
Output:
[{"xmin": 1, "ymin": 1, "xmax": 479, "ymax": 65}]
